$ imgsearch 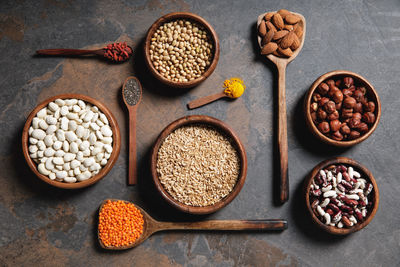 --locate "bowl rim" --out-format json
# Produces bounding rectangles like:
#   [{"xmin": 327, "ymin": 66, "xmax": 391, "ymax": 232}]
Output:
[
  {"xmin": 150, "ymin": 115, "xmax": 247, "ymax": 214},
  {"xmin": 304, "ymin": 70, "xmax": 381, "ymax": 147},
  {"xmin": 22, "ymin": 94, "xmax": 121, "ymax": 189},
  {"xmin": 144, "ymin": 12, "xmax": 220, "ymax": 88},
  {"xmin": 304, "ymin": 157, "xmax": 379, "ymax": 235}
]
